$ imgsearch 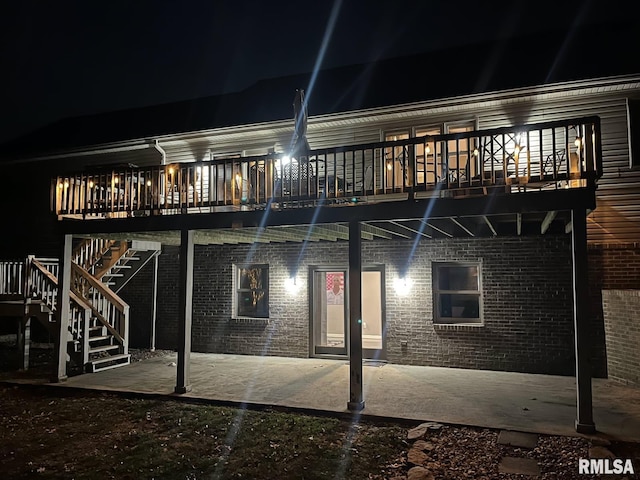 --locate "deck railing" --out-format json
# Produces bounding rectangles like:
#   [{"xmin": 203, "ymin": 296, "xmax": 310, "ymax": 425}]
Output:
[{"xmin": 52, "ymin": 116, "xmax": 602, "ymax": 218}]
